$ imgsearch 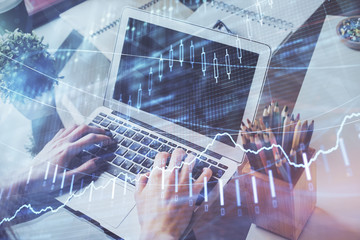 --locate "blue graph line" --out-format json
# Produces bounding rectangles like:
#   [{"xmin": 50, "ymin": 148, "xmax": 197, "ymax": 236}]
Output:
[{"xmin": 1, "ymin": 110, "xmax": 359, "ymax": 225}]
